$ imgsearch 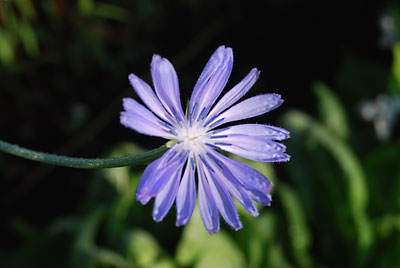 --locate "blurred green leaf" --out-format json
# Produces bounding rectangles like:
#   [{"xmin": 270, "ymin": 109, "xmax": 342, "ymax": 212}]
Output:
[
  {"xmin": 278, "ymin": 182, "xmax": 312, "ymax": 268},
  {"xmin": 18, "ymin": 21, "xmax": 39, "ymax": 56},
  {"xmin": 176, "ymin": 206, "xmax": 245, "ymax": 268},
  {"xmin": 314, "ymin": 82, "xmax": 349, "ymax": 139},
  {"xmin": 365, "ymin": 139, "xmax": 400, "ymax": 212},
  {"xmin": 14, "ymin": 0, "xmax": 36, "ymax": 19},
  {"xmin": 393, "ymin": 42, "xmax": 400, "ymax": 89},
  {"xmin": 103, "ymin": 143, "xmax": 144, "ymax": 241},
  {"xmin": 93, "ymin": 3, "xmax": 129, "ymax": 21},
  {"xmin": 126, "ymin": 229, "xmax": 165, "ymax": 267},
  {"xmin": 283, "ymin": 110, "xmax": 373, "ymax": 266},
  {"xmin": 78, "ymin": 0, "xmax": 94, "ymax": 15},
  {"xmin": 92, "ymin": 247, "xmax": 133, "ymax": 268},
  {"xmin": 0, "ymin": 30, "xmax": 14, "ymax": 64},
  {"xmin": 70, "ymin": 209, "xmax": 105, "ymax": 268}
]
